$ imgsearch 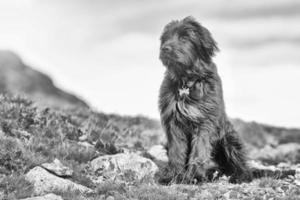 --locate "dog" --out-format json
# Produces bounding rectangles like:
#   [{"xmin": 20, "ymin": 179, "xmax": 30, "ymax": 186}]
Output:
[{"xmin": 158, "ymin": 16, "xmax": 253, "ymax": 184}]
